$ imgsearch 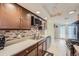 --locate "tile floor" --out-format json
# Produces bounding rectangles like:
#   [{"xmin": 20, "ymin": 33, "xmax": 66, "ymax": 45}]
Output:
[{"xmin": 47, "ymin": 39, "xmax": 68, "ymax": 56}]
